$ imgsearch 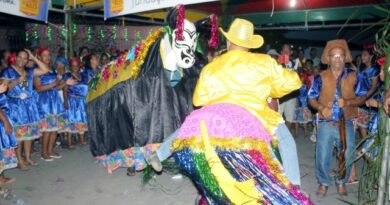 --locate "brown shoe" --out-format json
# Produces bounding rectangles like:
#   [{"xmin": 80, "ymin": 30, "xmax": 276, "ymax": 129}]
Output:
[
  {"xmin": 315, "ymin": 185, "xmax": 328, "ymax": 197},
  {"xmin": 337, "ymin": 184, "xmax": 348, "ymax": 196}
]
